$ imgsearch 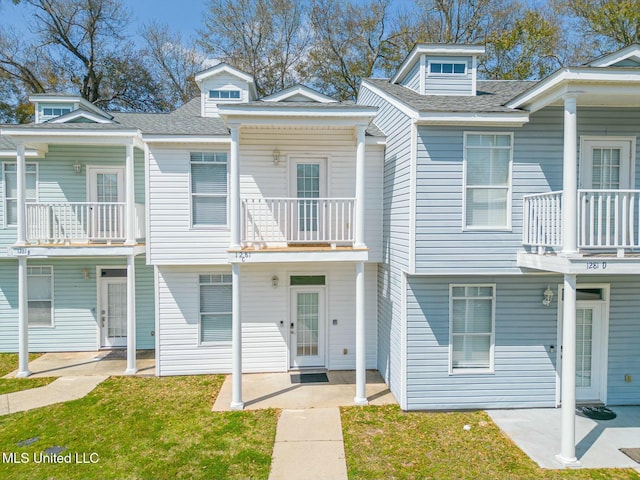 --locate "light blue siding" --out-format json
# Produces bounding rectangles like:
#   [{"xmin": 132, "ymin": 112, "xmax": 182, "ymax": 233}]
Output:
[
  {"xmin": 424, "ymin": 56, "xmax": 473, "ymax": 95},
  {"xmin": 399, "ymin": 60, "xmax": 421, "ymax": 93},
  {"xmin": 0, "ymin": 256, "xmax": 154, "ymax": 352},
  {"xmin": 406, "ymin": 275, "xmax": 560, "ymax": 410},
  {"xmin": 0, "ymin": 145, "xmax": 145, "ymax": 257},
  {"xmin": 414, "ymin": 107, "xmax": 640, "ymax": 274}
]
